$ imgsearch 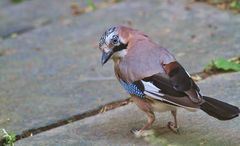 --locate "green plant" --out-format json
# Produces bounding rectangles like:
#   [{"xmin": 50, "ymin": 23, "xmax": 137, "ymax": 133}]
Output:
[
  {"xmin": 2, "ymin": 129, "xmax": 16, "ymax": 146},
  {"xmin": 205, "ymin": 57, "xmax": 240, "ymax": 72},
  {"xmin": 230, "ymin": 0, "xmax": 240, "ymax": 9},
  {"xmin": 11, "ymin": 0, "xmax": 26, "ymax": 4},
  {"xmin": 143, "ymin": 130, "xmax": 180, "ymax": 146},
  {"xmin": 86, "ymin": 0, "xmax": 96, "ymax": 10}
]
